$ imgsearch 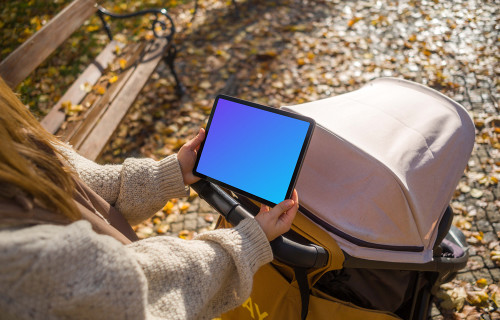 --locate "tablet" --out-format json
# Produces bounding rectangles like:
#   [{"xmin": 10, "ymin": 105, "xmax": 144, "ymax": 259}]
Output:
[{"xmin": 193, "ymin": 95, "xmax": 315, "ymax": 207}]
